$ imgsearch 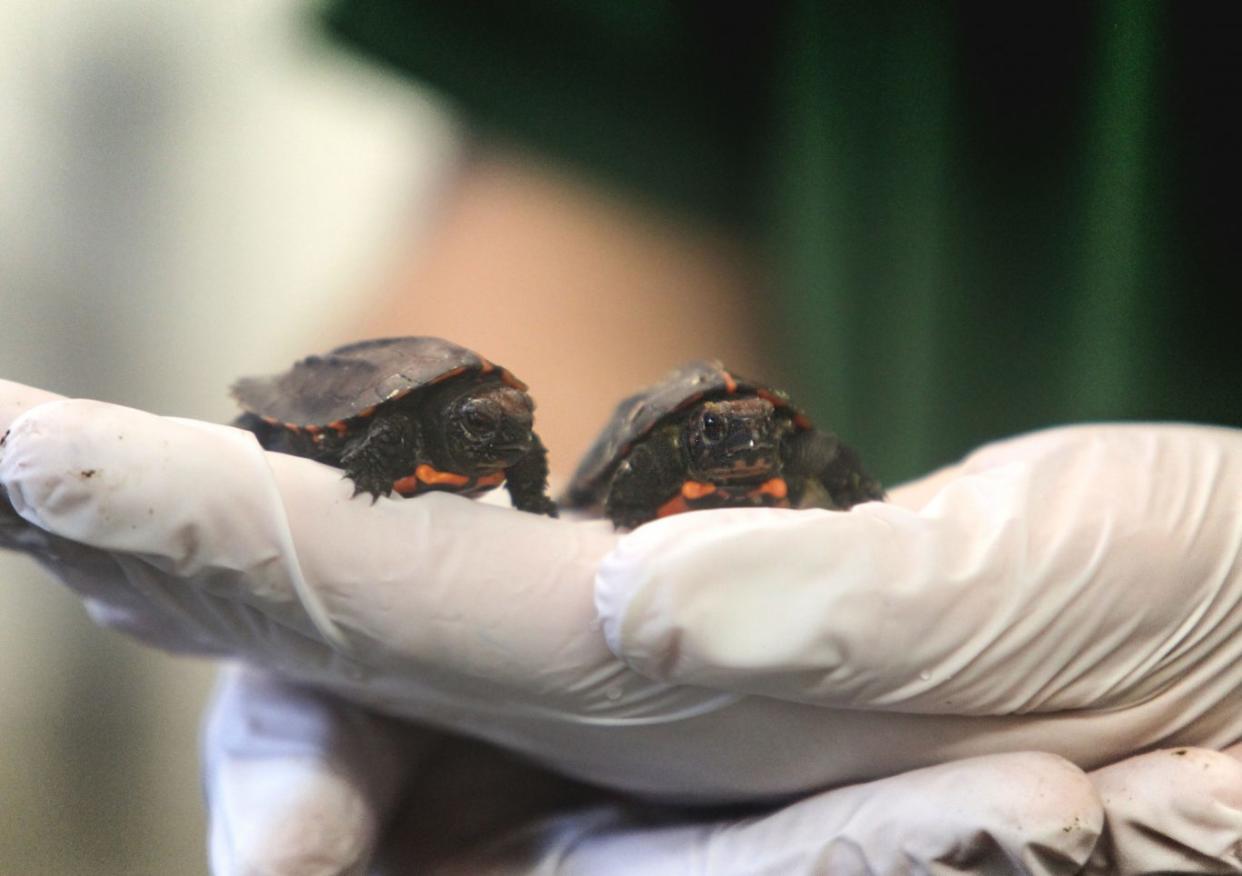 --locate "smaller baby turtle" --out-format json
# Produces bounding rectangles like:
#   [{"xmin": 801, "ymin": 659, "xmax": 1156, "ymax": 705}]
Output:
[
  {"xmin": 563, "ymin": 360, "xmax": 883, "ymax": 528},
  {"xmin": 231, "ymin": 337, "xmax": 556, "ymax": 515}
]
